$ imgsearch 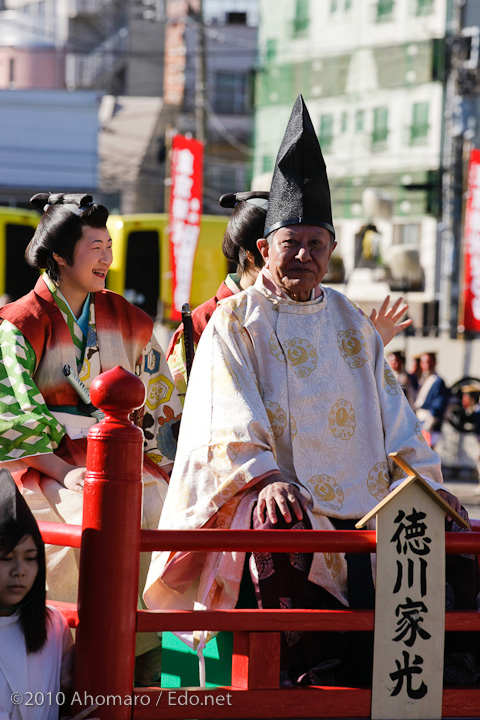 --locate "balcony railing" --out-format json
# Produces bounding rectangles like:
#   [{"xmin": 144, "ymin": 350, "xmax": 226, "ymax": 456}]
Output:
[
  {"xmin": 66, "ymin": 26, "xmax": 128, "ymax": 89},
  {"xmin": 68, "ymin": 0, "xmax": 112, "ymax": 17}
]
